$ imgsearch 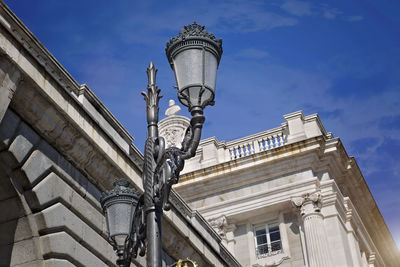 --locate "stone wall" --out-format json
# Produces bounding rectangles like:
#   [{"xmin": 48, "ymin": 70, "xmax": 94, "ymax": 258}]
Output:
[
  {"xmin": 282, "ymin": 212, "xmax": 304, "ymax": 267},
  {"xmin": 0, "ymin": 109, "xmax": 124, "ymax": 266},
  {"xmin": 0, "ymin": 108, "xmax": 238, "ymax": 266}
]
